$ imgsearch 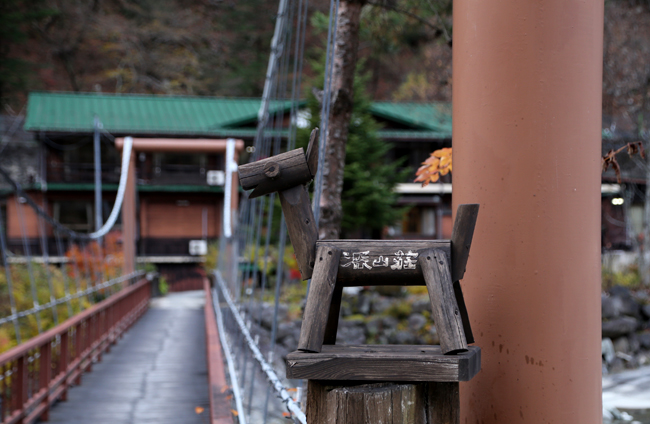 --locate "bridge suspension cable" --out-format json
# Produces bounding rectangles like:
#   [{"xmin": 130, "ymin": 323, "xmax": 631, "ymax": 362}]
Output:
[{"xmin": 212, "ymin": 0, "xmax": 346, "ymax": 422}]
